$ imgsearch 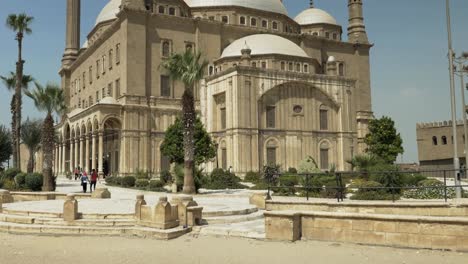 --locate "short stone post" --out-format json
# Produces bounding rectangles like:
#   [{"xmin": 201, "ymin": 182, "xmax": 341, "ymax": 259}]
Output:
[
  {"xmin": 265, "ymin": 211, "xmax": 302, "ymax": 241},
  {"xmin": 171, "ymin": 195, "xmax": 203, "ymax": 227},
  {"xmin": 63, "ymin": 194, "xmax": 79, "ymax": 222},
  {"xmin": 91, "ymin": 188, "xmax": 111, "ymax": 199},
  {"xmin": 135, "ymin": 194, "xmax": 147, "ymax": 220},
  {"xmin": 249, "ymin": 192, "xmax": 268, "ymax": 210},
  {"xmin": 0, "ymin": 190, "xmax": 14, "ymax": 204}
]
